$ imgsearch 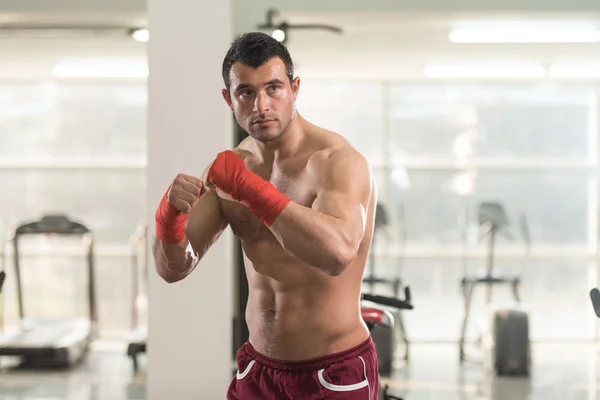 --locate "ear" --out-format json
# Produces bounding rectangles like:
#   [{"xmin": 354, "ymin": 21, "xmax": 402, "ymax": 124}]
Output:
[
  {"xmin": 291, "ymin": 77, "xmax": 301, "ymax": 101},
  {"xmin": 222, "ymin": 89, "xmax": 233, "ymax": 110}
]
